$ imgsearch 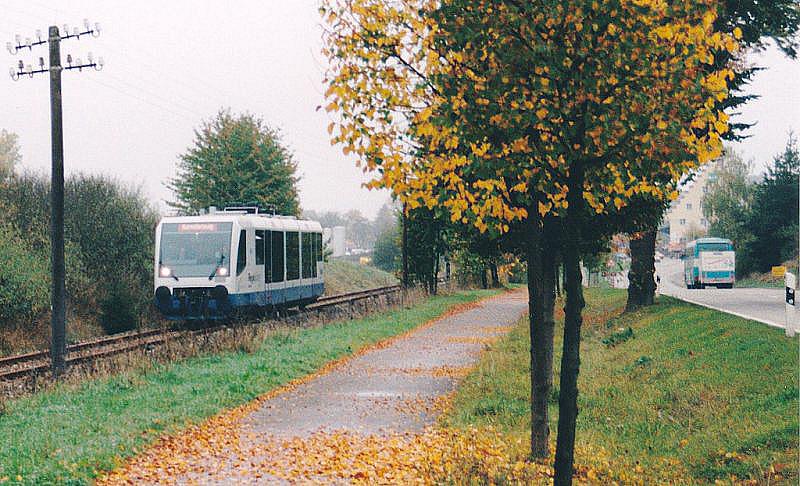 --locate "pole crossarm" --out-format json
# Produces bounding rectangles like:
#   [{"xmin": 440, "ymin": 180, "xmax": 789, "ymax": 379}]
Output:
[{"xmin": 7, "ymin": 19, "xmax": 103, "ymax": 81}]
